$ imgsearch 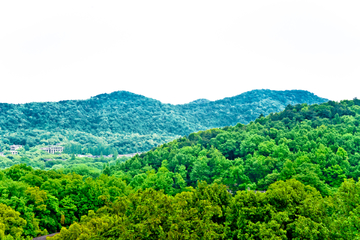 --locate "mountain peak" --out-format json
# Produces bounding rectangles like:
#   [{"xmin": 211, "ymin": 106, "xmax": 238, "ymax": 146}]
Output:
[{"xmin": 188, "ymin": 99, "xmax": 211, "ymax": 104}]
